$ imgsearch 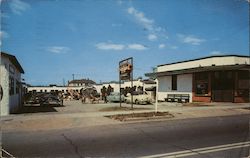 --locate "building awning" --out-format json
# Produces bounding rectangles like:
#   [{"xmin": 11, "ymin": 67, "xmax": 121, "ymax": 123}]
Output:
[{"xmin": 145, "ymin": 64, "xmax": 250, "ymax": 77}]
